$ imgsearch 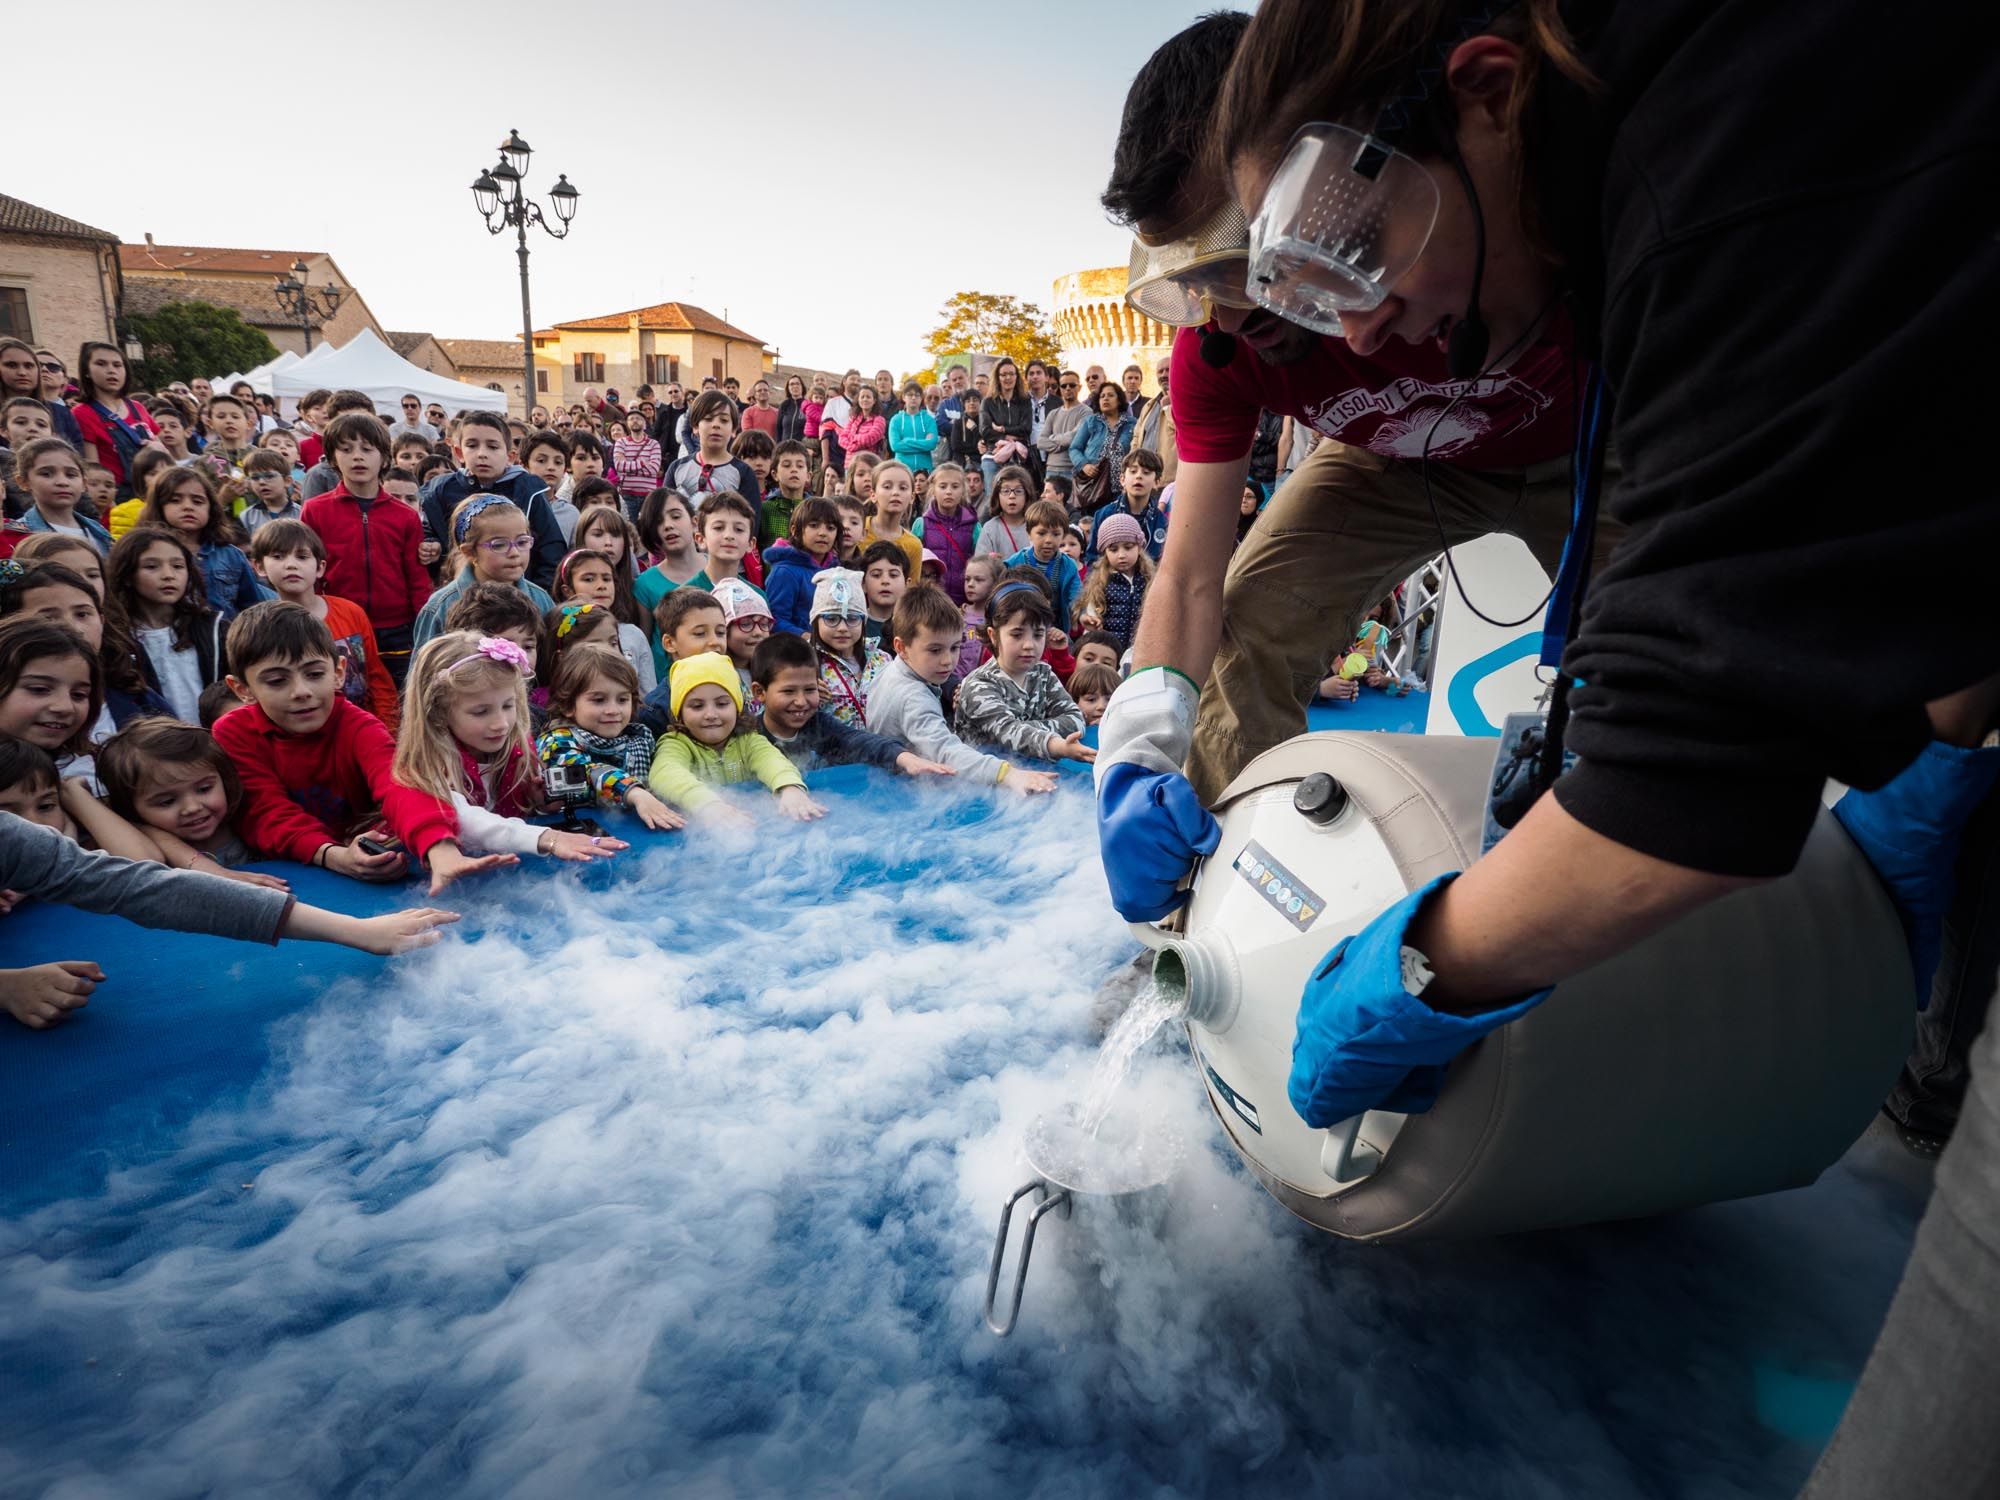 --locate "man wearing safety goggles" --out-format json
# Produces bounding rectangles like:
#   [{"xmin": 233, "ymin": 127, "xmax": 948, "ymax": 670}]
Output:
[
  {"xmin": 1112, "ymin": 4, "xmax": 2000, "ymax": 1489},
  {"xmin": 1095, "ymin": 13, "xmax": 1607, "ymax": 921}
]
